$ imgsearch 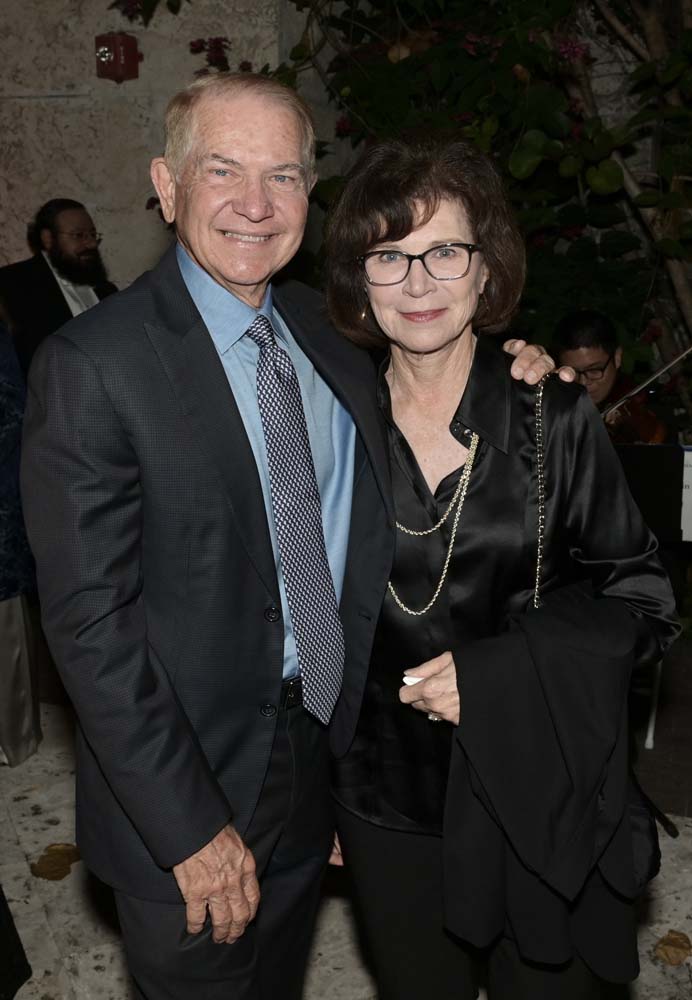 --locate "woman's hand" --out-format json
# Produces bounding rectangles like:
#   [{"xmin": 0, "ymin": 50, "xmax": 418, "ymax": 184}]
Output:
[
  {"xmin": 503, "ymin": 338, "xmax": 576, "ymax": 385},
  {"xmin": 399, "ymin": 651, "xmax": 460, "ymax": 725},
  {"xmin": 329, "ymin": 832, "xmax": 344, "ymax": 867}
]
